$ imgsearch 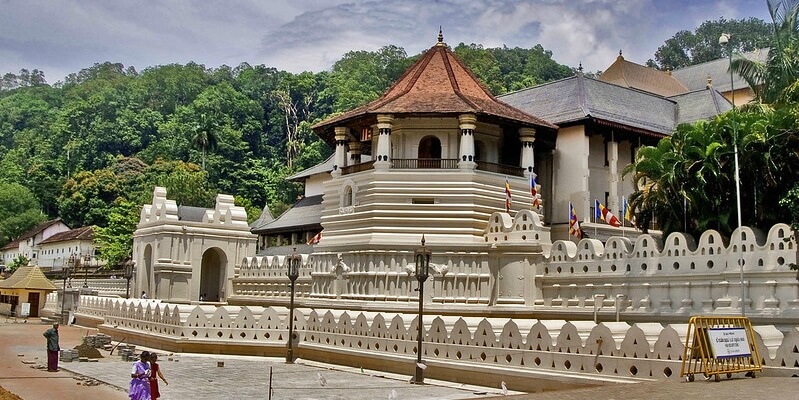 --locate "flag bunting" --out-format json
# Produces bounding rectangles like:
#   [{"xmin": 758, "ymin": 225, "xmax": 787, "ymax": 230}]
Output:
[
  {"xmin": 307, "ymin": 231, "xmax": 322, "ymax": 245},
  {"xmin": 595, "ymin": 200, "xmax": 621, "ymax": 227},
  {"xmin": 504, "ymin": 178, "xmax": 512, "ymax": 213},
  {"xmin": 569, "ymin": 202, "xmax": 582, "ymax": 238},
  {"xmin": 530, "ymin": 174, "xmax": 540, "ymax": 209}
]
